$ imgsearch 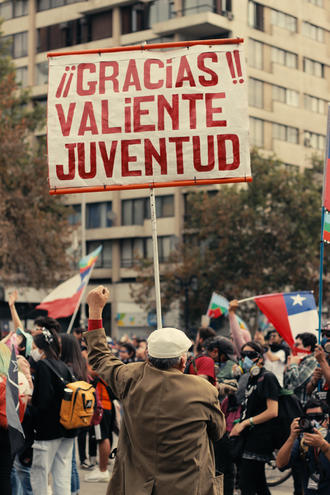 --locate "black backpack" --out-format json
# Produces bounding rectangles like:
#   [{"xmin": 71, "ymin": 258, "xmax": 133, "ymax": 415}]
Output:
[{"xmin": 273, "ymin": 388, "xmax": 303, "ymax": 449}]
